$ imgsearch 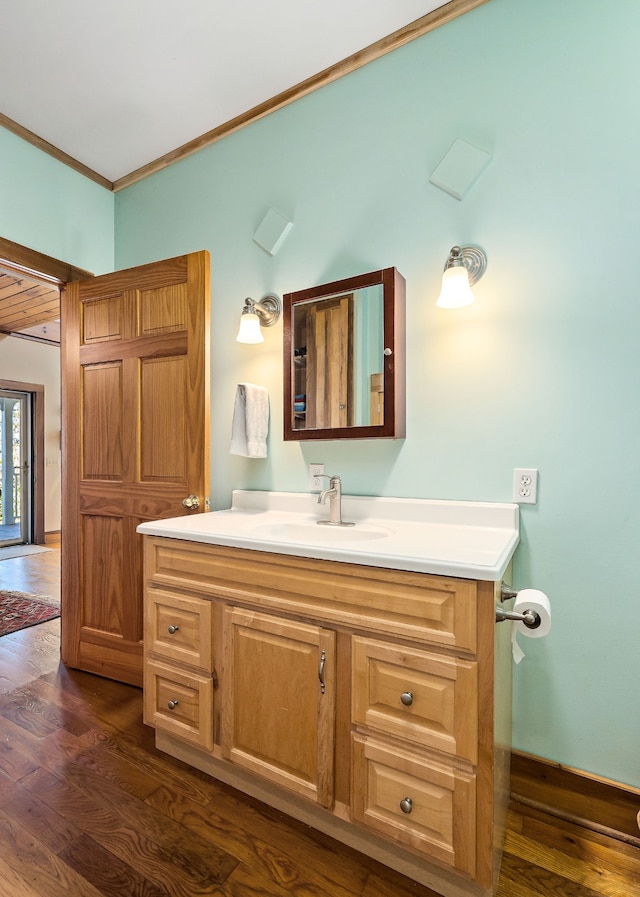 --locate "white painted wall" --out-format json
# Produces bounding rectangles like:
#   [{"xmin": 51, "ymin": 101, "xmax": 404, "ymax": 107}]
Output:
[{"xmin": 0, "ymin": 335, "xmax": 61, "ymax": 533}]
